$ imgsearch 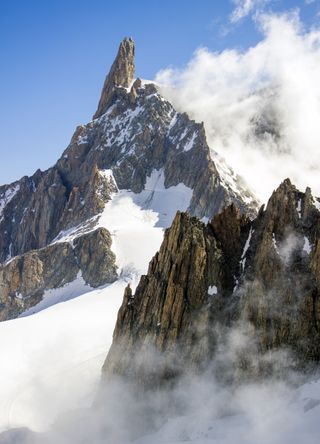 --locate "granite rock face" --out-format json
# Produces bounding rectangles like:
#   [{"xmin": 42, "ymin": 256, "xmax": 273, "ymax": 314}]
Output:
[
  {"xmin": 93, "ymin": 37, "xmax": 135, "ymax": 119},
  {"xmin": 0, "ymin": 39, "xmax": 256, "ymax": 263},
  {"xmin": 240, "ymin": 179, "xmax": 320, "ymax": 370},
  {"xmin": 0, "ymin": 38, "xmax": 257, "ymax": 320},
  {"xmin": 73, "ymin": 228, "xmax": 117, "ymax": 288},
  {"xmin": 0, "ymin": 228, "xmax": 117, "ymax": 321},
  {"xmin": 103, "ymin": 180, "xmax": 320, "ymax": 387}
]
